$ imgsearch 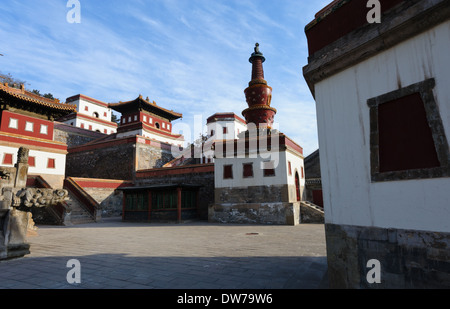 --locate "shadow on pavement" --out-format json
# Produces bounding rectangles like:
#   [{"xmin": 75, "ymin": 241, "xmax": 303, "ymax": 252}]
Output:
[{"xmin": 0, "ymin": 253, "xmax": 328, "ymax": 289}]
